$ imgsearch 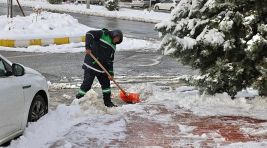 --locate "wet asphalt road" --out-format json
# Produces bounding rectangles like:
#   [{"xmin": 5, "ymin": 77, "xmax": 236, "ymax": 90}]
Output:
[
  {"xmin": 0, "ymin": 50, "xmax": 198, "ymax": 82},
  {"xmin": 0, "ymin": 4, "xmax": 158, "ymax": 40}
]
